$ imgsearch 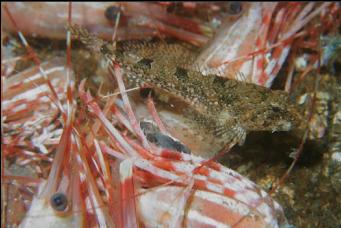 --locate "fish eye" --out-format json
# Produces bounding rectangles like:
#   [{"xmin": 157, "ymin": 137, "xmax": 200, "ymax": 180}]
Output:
[
  {"xmin": 137, "ymin": 58, "xmax": 154, "ymax": 69},
  {"xmin": 50, "ymin": 192, "xmax": 68, "ymax": 212},
  {"xmin": 271, "ymin": 106, "xmax": 281, "ymax": 113},
  {"xmin": 227, "ymin": 2, "xmax": 243, "ymax": 15},
  {"xmin": 100, "ymin": 44, "xmax": 113, "ymax": 55},
  {"xmin": 174, "ymin": 67, "xmax": 188, "ymax": 80}
]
